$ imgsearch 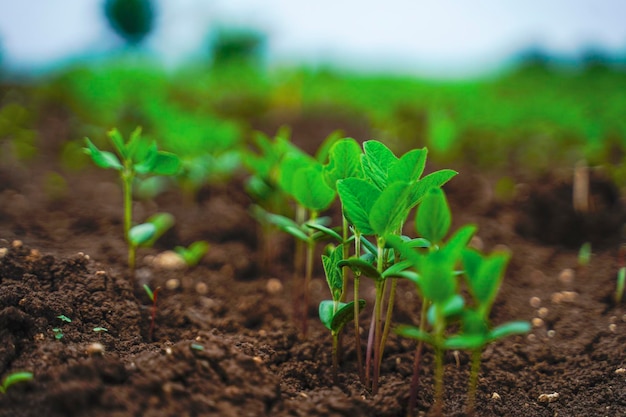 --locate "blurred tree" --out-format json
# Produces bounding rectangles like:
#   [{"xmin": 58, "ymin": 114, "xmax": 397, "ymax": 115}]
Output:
[{"xmin": 104, "ymin": 0, "xmax": 155, "ymax": 45}]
